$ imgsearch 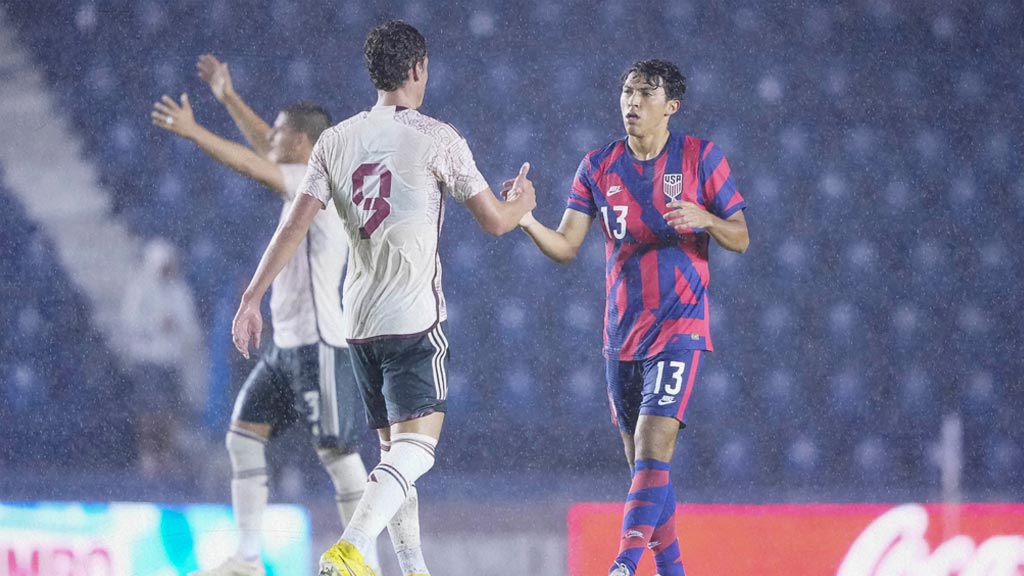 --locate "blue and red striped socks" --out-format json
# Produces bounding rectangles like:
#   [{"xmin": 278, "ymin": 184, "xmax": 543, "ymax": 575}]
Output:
[
  {"xmin": 649, "ymin": 478, "xmax": 684, "ymax": 576},
  {"xmin": 612, "ymin": 459, "xmax": 672, "ymax": 574}
]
